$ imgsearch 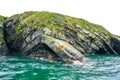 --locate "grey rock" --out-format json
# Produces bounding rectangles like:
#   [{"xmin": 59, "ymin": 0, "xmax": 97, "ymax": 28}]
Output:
[
  {"xmin": 0, "ymin": 23, "xmax": 8, "ymax": 55},
  {"xmin": 2, "ymin": 11, "xmax": 120, "ymax": 63}
]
